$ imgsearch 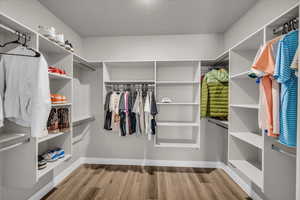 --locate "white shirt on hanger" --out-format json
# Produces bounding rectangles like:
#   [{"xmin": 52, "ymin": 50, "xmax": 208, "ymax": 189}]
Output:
[{"xmin": 0, "ymin": 46, "xmax": 51, "ymax": 137}]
